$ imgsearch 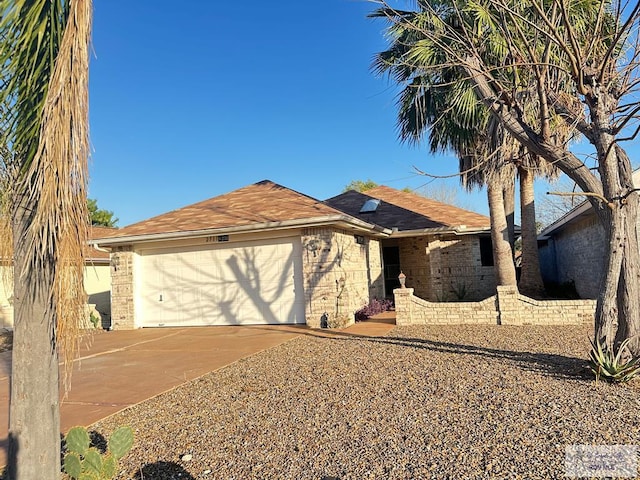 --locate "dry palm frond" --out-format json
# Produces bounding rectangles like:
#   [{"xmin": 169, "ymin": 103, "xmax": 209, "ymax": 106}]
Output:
[{"xmin": 23, "ymin": 0, "xmax": 92, "ymax": 391}]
